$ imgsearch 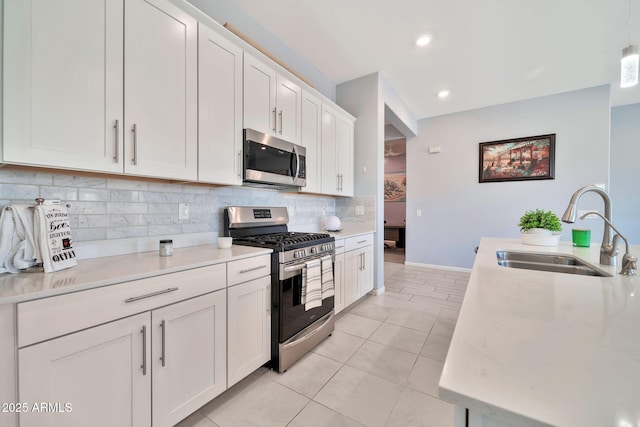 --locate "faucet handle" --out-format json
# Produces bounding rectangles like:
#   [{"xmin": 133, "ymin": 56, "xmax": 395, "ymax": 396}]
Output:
[
  {"xmin": 620, "ymin": 253, "xmax": 637, "ymax": 276},
  {"xmin": 601, "ymin": 243, "xmax": 620, "ymax": 258}
]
